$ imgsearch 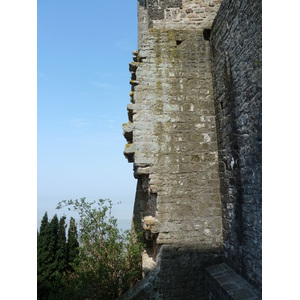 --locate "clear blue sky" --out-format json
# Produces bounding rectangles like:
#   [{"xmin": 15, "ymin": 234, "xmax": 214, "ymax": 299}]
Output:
[{"xmin": 38, "ymin": 0, "xmax": 138, "ymax": 230}]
